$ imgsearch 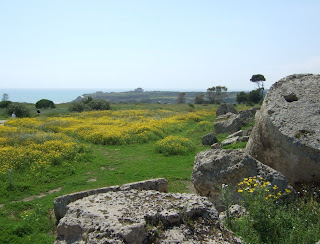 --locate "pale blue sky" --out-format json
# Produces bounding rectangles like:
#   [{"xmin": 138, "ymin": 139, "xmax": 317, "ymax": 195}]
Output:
[{"xmin": 0, "ymin": 1, "xmax": 319, "ymax": 91}]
